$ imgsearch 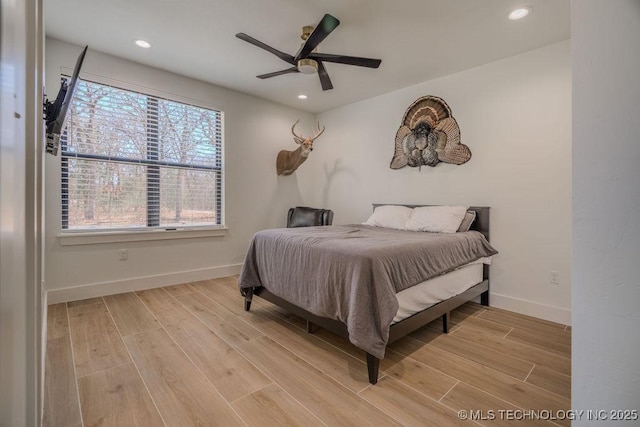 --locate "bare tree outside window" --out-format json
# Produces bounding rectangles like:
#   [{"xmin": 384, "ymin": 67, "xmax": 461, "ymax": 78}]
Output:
[{"xmin": 61, "ymin": 79, "xmax": 223, "ymax": 230}]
